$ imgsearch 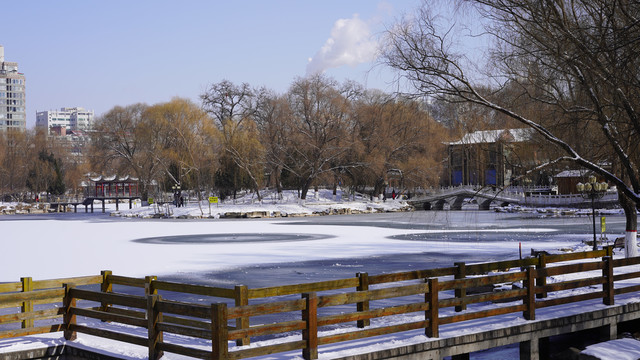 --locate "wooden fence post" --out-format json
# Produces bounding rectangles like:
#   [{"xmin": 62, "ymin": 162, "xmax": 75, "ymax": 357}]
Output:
[
  {"xmin": 234, "ymin": 285, "xmax": 250, "ymax": 346},
  {"xmin": 100, "ymin": 270, "xmax": 112, "ymax": 313},
  {"xmin": 606, "ymin": 245, "xmax": 613, "ymax": 258},
  {"xmin": 145, "ymin": 276, "xmax": 157, "ymax": 296},
  {"xmin": 454, "ymin": 262, "xmax": 466, "ymax": 312},
  {"xmin": 63, "ymin": 284, "xmax": 77, "ymax": 341},
  {"xmin": 536, "ymin": 253, "xmax": 547, "ymax": 299},
  {"xmin": 426, "ymin": 278, "xmax": 439, "ymax": 338},
  {"xmin": 147, "ymin": 294, "xmax": 164, "ymax": 360},
  {"xmin": 524, "ymin": 266, "xmax": 536, "ymax": 321},
  {"xmin": 603, "ymin": 256, "xmax": 614, "ymax": 306},
  {"xmin": 302, "ymin": 293, "xmax": 318, "ymax": 360},
  {"xmin": 20, "ymin": 277, "xmax": 33, "ymax": 329},
  {"xmin": 211, "ymin": 303, "xmax": 228, "ymax": 360},
  {"xmin": 356, "ymin": 272, "xmax": 370, "ymax": 328}
]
